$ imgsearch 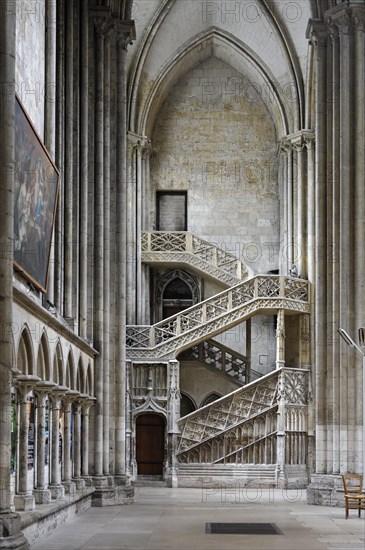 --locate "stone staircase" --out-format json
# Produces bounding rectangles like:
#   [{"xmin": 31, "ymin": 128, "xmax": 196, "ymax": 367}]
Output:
[
  {"xmin": 141, "ymin": 231, "xmax": 249, "ymax": 287},
  {"xmin": 126, "ymin": 275, "xmax": 310, "ymax": 360},
  {"xmin": 176, "ymin": 367, "xmax": 310, "ymax": 487},
  {"xmin": 128, "ymin": 232, "xmax": 310, "ymax": 488},
  {"xmin": 178, "ymin": 464, "xmax": 277, "ymax": 489}
]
